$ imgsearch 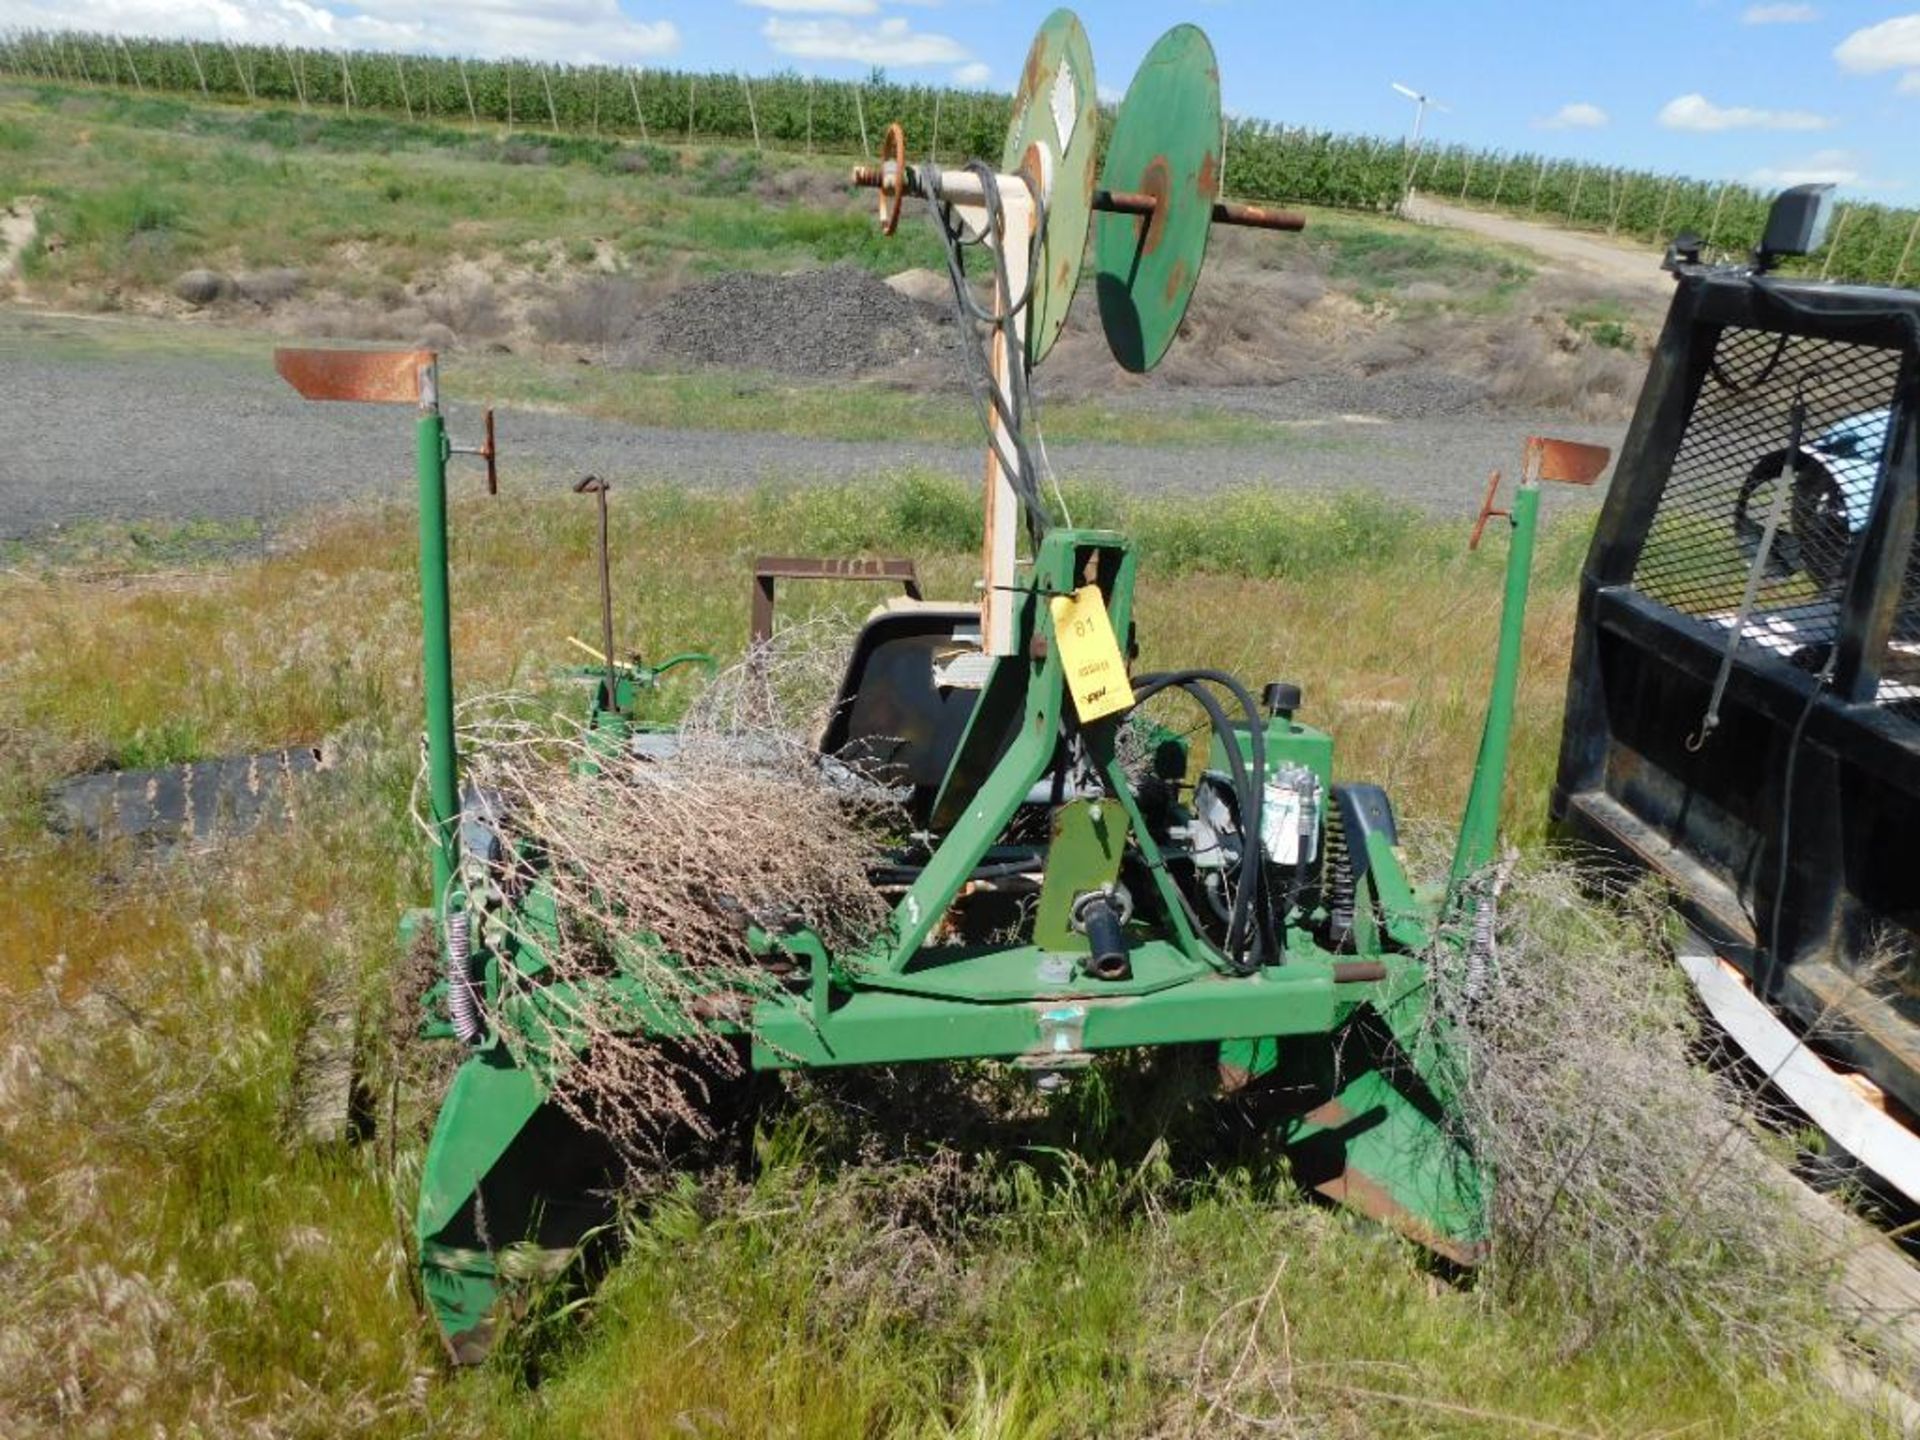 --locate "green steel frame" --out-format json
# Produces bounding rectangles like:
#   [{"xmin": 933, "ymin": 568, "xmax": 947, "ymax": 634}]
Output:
[{"xmin": 406, "ymin": 498, "xmax": 1549, "ymax": 1357}]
